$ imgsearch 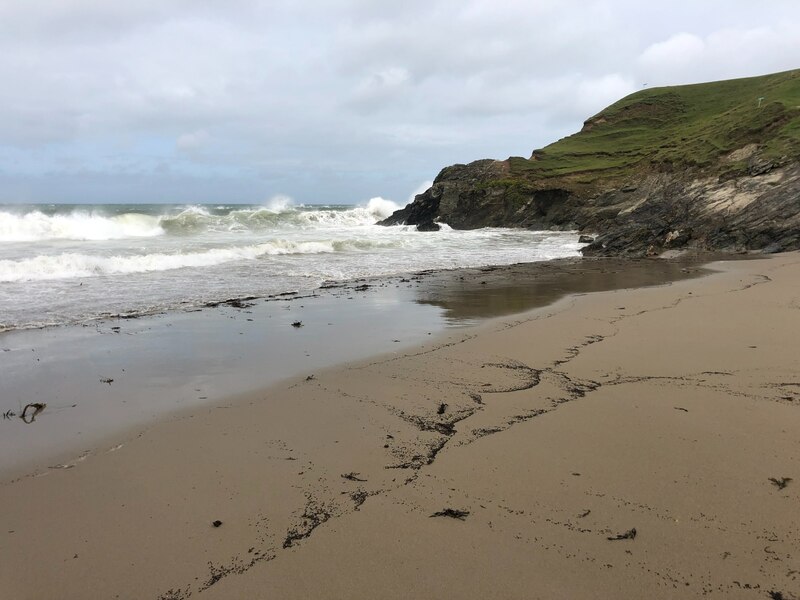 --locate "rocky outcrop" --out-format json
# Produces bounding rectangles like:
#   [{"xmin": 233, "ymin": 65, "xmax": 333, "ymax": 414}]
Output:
[
  {"xmin": 582, "ymin": 164, "xmax": 800, "ymax": 255},
  {"xmin": 380, "ymin": 160, "xmax": 581, "ymax": 231},
  {"xmin": 379, "ymin": 69, "xmax": 800, "ymax": 256},
  {"xmin": 380, "ymin": 158, "xmax": 799, "ymax": 256}
]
